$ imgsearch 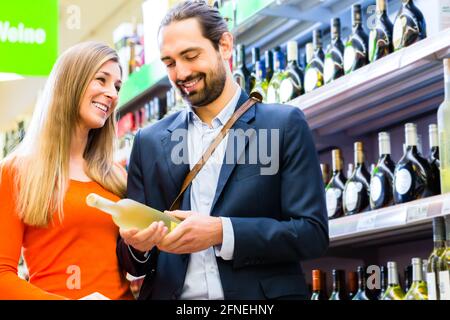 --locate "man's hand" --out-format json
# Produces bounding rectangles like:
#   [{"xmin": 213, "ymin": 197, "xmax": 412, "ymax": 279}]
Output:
[
  {"xmin": 119, "ymin": 221, "xmax": 169, "ymax": 253},
  {"xmin": 157, "ymin": 210, "xmax": 223, "ymax": 254}
]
